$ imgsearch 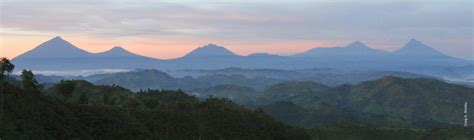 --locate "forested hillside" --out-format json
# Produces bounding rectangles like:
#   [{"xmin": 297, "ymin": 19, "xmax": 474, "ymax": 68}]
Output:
[
  {"xmin": 0, "ymin": 77, "xmax": 309, "ymax": 139},
  {"xmin": 1, "ymin": 58, "xmax": 473, "ymax": 139}
]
